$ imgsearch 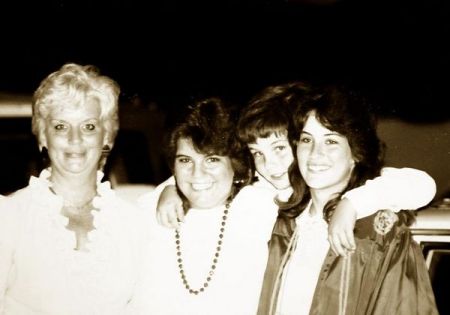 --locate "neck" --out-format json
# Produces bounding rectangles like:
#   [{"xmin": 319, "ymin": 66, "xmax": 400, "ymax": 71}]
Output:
[
  {"xmin": 50, "ymin": 170, "xmax": 98, "ymax": 205},
  {"xmin": 309, "ymin": 189, "xmax": 337, "ymax": 216},
  {"xmin": 276, "ymin": 186, "xmax": 293, "ymax": 202}
]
